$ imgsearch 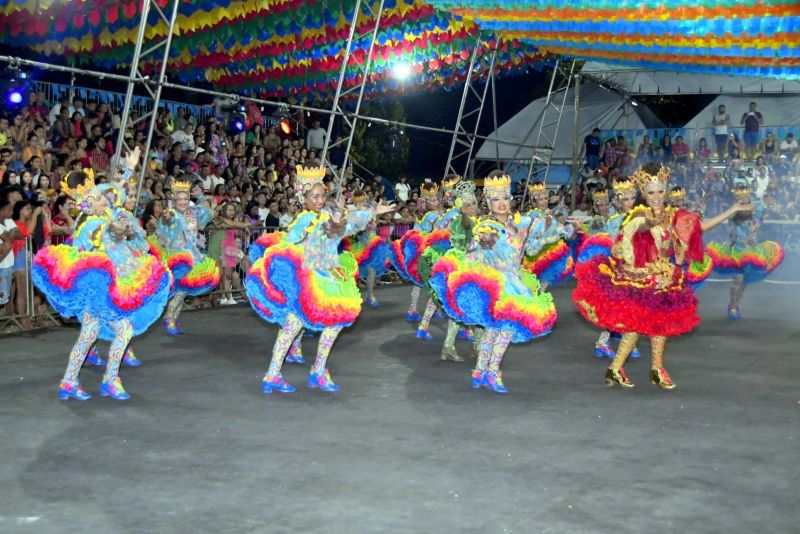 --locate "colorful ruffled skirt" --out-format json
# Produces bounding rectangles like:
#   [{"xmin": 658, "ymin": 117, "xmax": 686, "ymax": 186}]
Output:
[
  {"xmin": 684, "ymin": 254, "xmax": 714, "ymax": 290},
  {"xmin": 248, "ymin": 231, "xmax": 286, "ymax": 265},
  {"xmin": 245, "ymin": 242, "xmax": 362, "ymax": 331},
  {"xmin": 576, "ymin": 233, "xmax": 614, "ymax": 267},
  {"xmin": 416, "ymin": 229, "xmax": 452, "ymax": 287},
  {"xmin": 706, "ymin": 241, "xmax": 784, "ymax": 284},
  {"xmin": 522, "ymin": 240, "xmax": 574, "ymax": 288},
  {"xmin": 32, "ymin": 245, "xmax": 171, "ymax": 340},
  {"xmin": 148, "ymin": 237, "xmax": 220, "ymax": 296},
  {"xmin": 391, "ymin": 229, "xmax": 425, "ymax": 286},
  {"xmin": 429, "ymin": 250, "xmax": 557, "ymax": 343},
  {"xmin": 572, "ymin": 256, "xmax": 700, "ymax": 337},
  {"xmin": 340, "ymin": 234, "xmax": 392, "ymax": 278}
]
